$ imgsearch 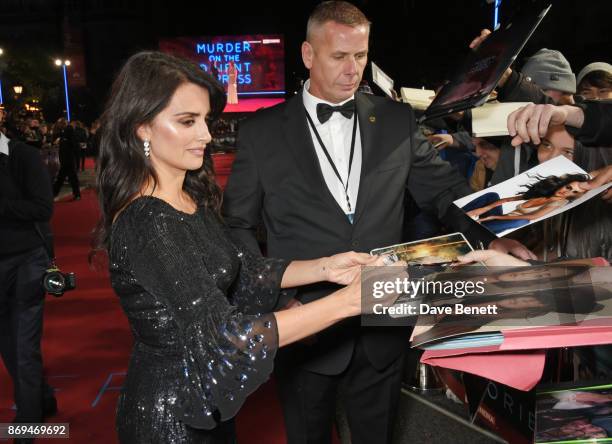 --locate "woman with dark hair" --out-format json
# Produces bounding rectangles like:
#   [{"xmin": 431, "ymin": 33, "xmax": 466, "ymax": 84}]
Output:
[
  {"xmin": 463, "ymin": 173, "xmax": 590, "ymax": 234},
  {"xmin": 95, "ymin": 51, "xmax": 398, "ymax": 443}
]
